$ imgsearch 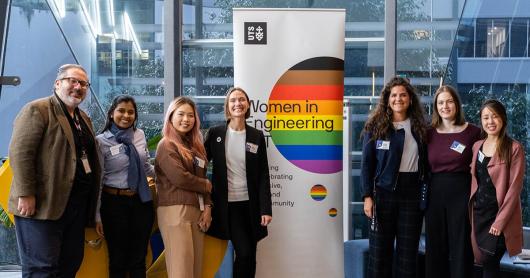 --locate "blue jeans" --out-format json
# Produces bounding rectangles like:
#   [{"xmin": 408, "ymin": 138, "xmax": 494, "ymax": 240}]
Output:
[{"xmin": 14, "ymin": 197, "xmax": 88, "ymax": 278}]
